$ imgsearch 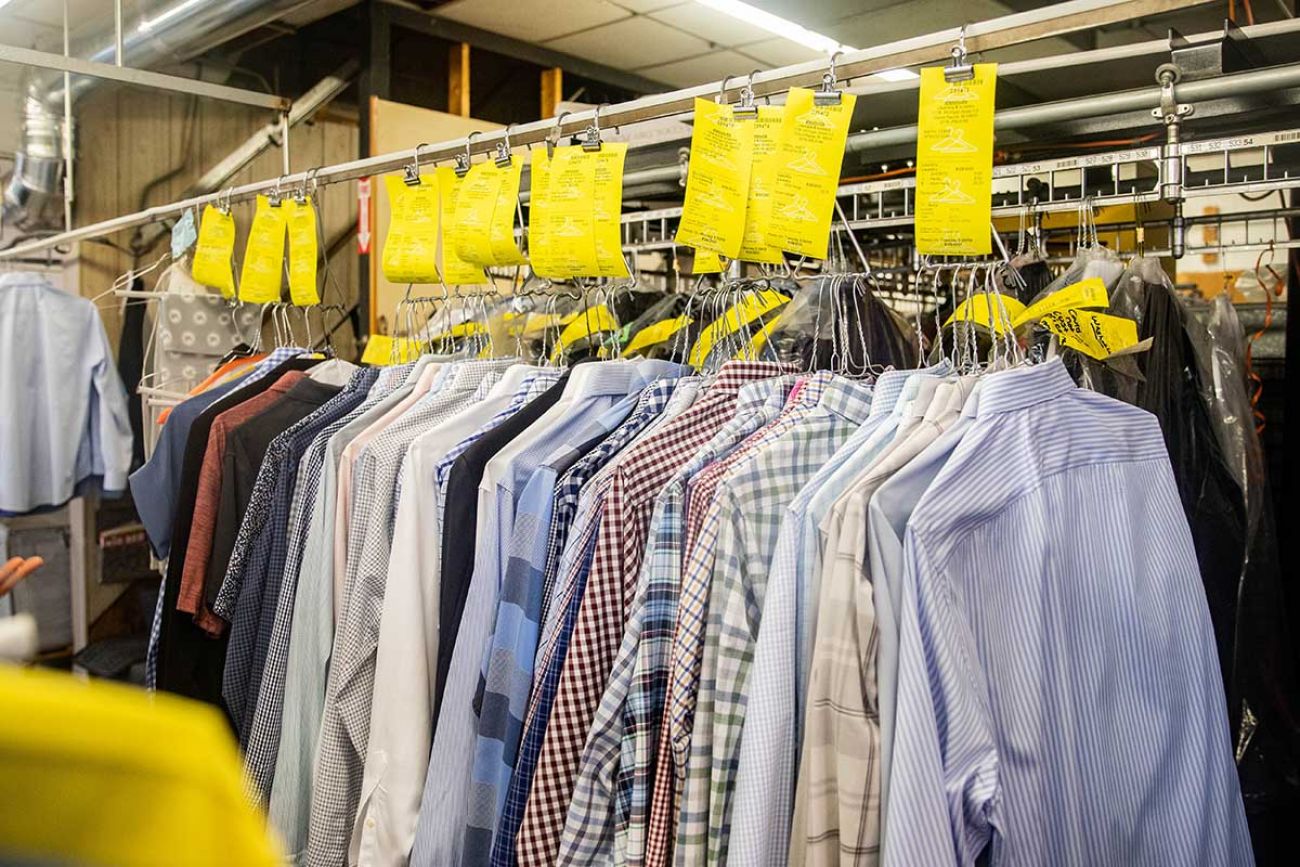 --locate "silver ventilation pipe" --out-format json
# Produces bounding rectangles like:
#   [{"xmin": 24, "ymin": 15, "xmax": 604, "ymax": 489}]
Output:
[{"xmin": 3, "ymin": 0, "xmax": 311, "ymax": 230}]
